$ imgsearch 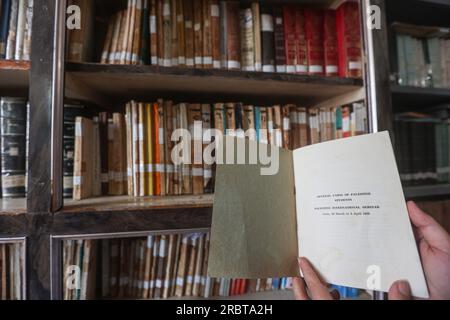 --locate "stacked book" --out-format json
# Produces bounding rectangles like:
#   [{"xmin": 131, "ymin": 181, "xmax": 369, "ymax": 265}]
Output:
[
  {"xmin": 71, "ymin": 0, "xmax": 362, "ymax": 78},
  {"xmin": 70, "ymin": 100, "xmax": 367, "ymax": 200},
  {"xmin": 396, "ymin": 32, "xmax": 450, "ymax": 88},
  {"xmin": 0, "ymin": 97, "xmax": 28, "ymax": 199},
  {"xmin": 63, "ymin": 232, "xmax": 294, "ymax": 300},
  {"xmin": 395, "ymin": 109, "xmax": 450, "ymax": 186},
  {"xmin": 0, "ymin": 243, "xmax": 24, "ymax": 300},
  {"xmin": 0, "ymin": 0, "xmax": 34, "ymax": 61}
]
